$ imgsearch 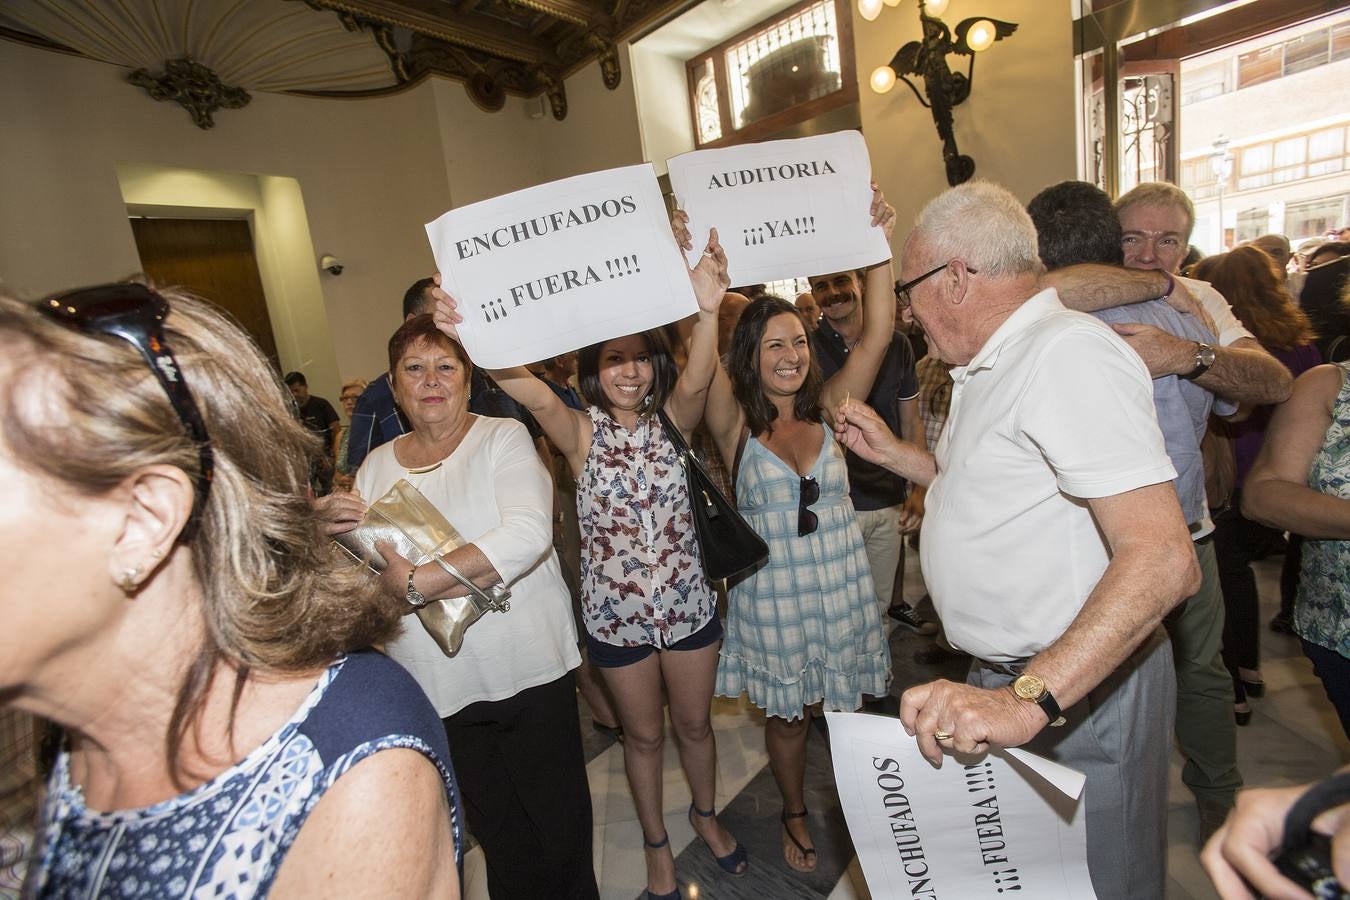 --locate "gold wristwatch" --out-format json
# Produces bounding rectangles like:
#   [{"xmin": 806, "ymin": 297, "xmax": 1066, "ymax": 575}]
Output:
[{"xmin": 1011, "ymin": 673, "xmax": 1066, "ymax": 727}]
